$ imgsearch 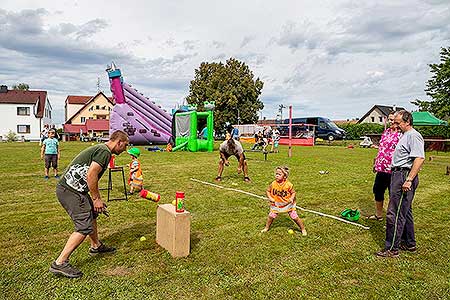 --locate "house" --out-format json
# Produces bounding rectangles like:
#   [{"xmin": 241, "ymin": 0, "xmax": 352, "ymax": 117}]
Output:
[
  {"xmin": 358, "ymin": 105, "xmax": 405, "ymax": 124},
  {"xmin": 0, "ymin": 85, "xmax": 52, "ymax": 141},
  {"xmin": 63, "ymin": 92, "xmax": 114, "ymax": 140}
]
